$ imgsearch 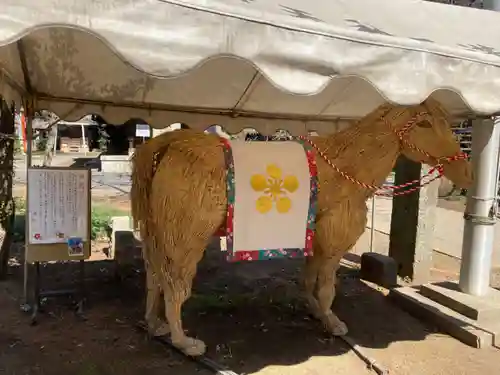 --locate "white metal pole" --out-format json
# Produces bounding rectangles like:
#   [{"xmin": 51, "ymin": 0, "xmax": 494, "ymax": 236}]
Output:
[
  {"xmin": 53, "ymin": 124, "xmax": 58, "ymax": 154},
  {"xmin": 80, "ymin": 124, "xmax": 86, "ymax": 148},
  {"xmin": 459, "ymin": 118, "xmax": 500, "ymax": 296},
  {"xmin": 458, "ymin": 0, "xmax": 500, "ymax": 296}
]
